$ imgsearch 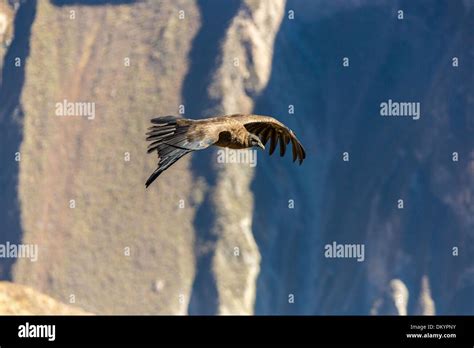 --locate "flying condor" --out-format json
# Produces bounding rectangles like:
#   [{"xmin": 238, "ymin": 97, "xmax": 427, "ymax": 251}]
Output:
[{"xmin": 145, "ymin": 114, "xmax": 306, "ymax": 188}]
